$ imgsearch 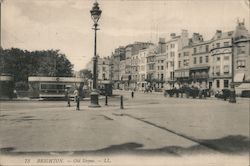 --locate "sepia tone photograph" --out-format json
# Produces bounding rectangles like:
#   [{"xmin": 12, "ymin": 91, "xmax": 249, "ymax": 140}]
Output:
[{"xmin": 0, "ymin": 0, "xmax": 249, "ymax": 165}]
